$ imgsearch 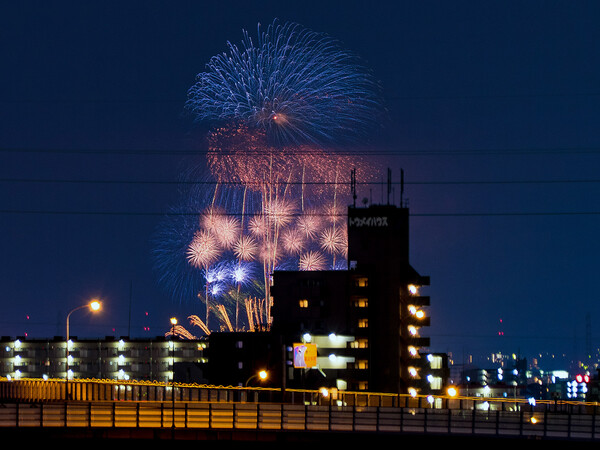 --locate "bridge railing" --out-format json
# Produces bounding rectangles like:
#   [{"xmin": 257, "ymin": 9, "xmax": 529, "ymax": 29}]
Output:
[
  {"xmin": 0, "ymin": 400, "xmax": 599, "ymax": 440},
  {"xmin": 1, "ymin": 377, "xmax": 598, "ymax": 416}
]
